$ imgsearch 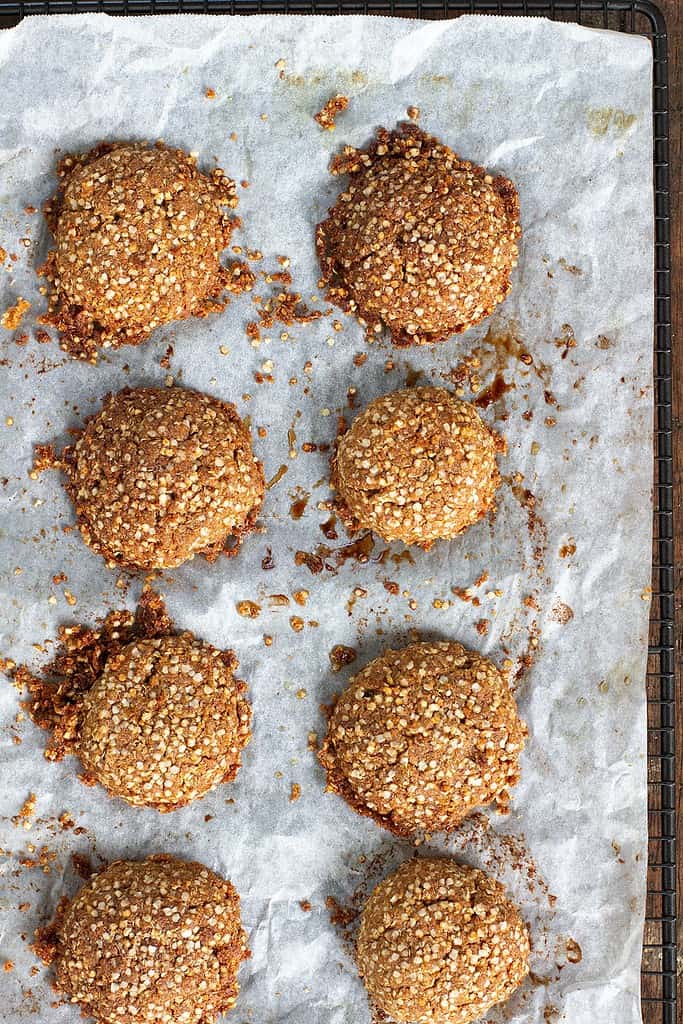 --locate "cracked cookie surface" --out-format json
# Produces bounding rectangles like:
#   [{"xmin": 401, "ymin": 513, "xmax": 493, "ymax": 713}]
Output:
[
  {"xmin": 357, "ymin": 858, "xmax": 530, "ymax": 1024},
  {"xmin": 78, "ymin": 634, "xmax": 251, "ymax": 811},
  {"xmin": 319, "ymin": 640, "xmax": 525, "ymax": 835}
]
